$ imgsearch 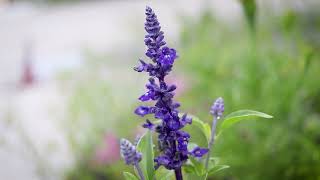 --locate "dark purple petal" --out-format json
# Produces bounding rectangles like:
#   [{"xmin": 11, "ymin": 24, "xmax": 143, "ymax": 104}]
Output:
[
  {"xmin": 171, "ymin": 102, "xmax": 180, "ymax": 109},
  {"xmin": 177, "ymin": 137, "xmax": 188, "ymax": 152},
  {"xmin": 177, "ymin": 130, "xmax": 190, "ymax": 139},
  {"xmin": 172, "ymin": 161, "xmax": 184, "ymax": 169},
  {"xmin": 190, "ymin": 147, "xmax": 209, "ymax": 158},
  {"xmin": 142, "ymin": 119, "xmax": 155, "ymax": 130},
  {"xmin": 139, "ymin": 92, "xmax": 152, "ymax": 101},
  {"xmin": 180, "ymin": 114, "xmax": 192, "ymax": 126},
  {"xmin": 148, "ymin": 77, "xmax": 156, "ymax": 84},
  {"xmin": 159, "ymin": 47, "xmax": 177, "ymax": 65},
  {"xmin": 167, "ymin": 84, "xmax": 177, "ymax": 92},
  {"xmin": 155, "ymin": 155, "xmax": 170, "ymax": 166},
  {"xmin": 134, "ymin": 59, "xmax": 148, "ymax": 72},
  {"xmin": 167, "ymin": 119, "xmax": 180, "ymax": 130},
  {"xmin": 134, "ymin": 106, "xmax": 150, "ymax": 117},
  {"xmin": 134, "ymin": 65, "xmax": 144, "ymax": 72}
]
